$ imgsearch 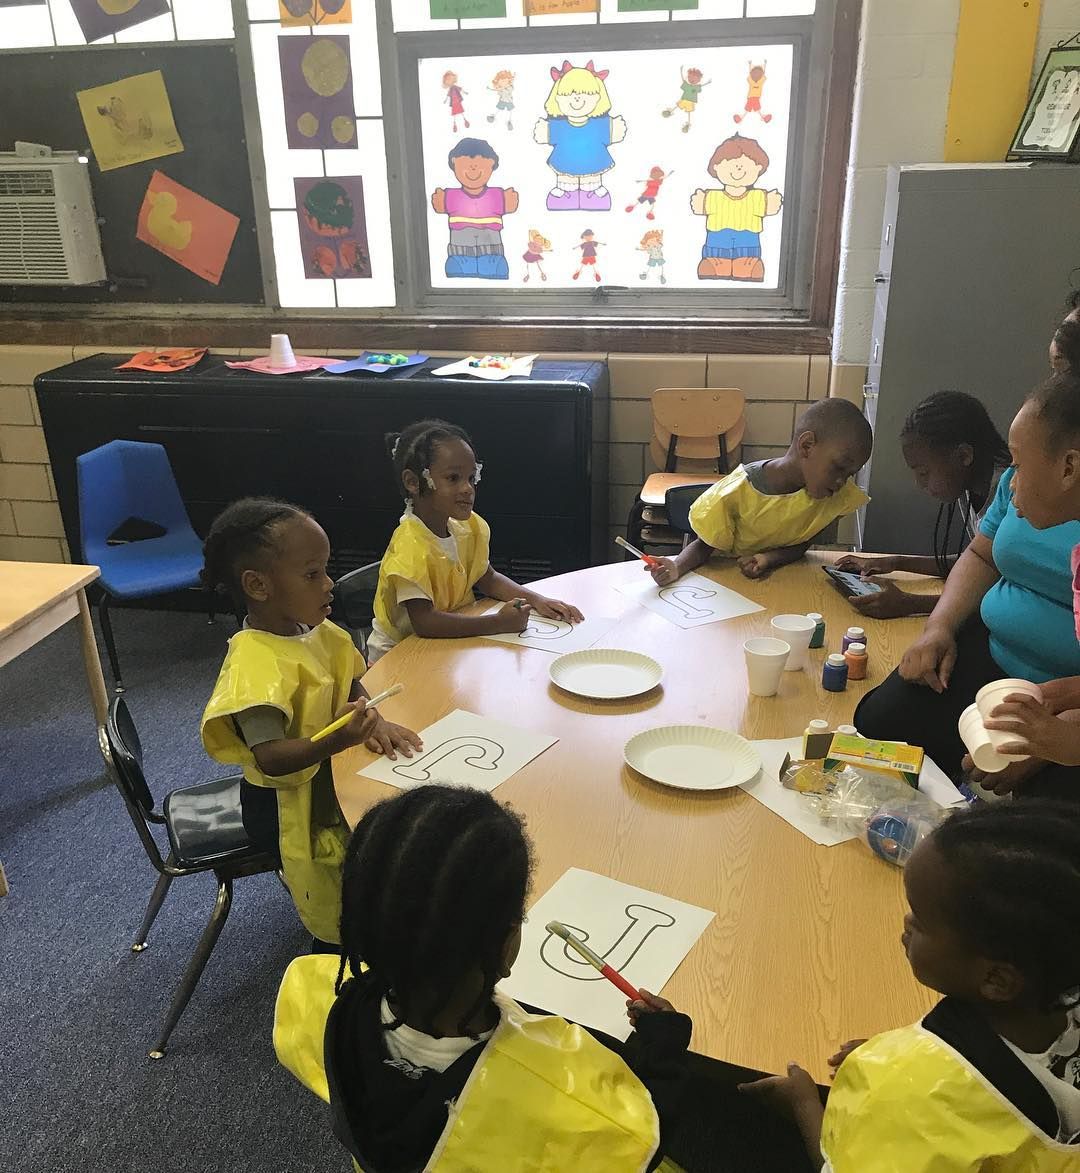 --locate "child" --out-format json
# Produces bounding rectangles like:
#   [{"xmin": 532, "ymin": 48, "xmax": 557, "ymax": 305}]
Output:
[
  {"xmin": 367, "ymin": 419, "xmax": 583, "ymax": 662},
  {"xmin": 625, "ymin": 165, "xmax": 670, "ymax": 219},
  {"xmin": 534, "ymin": 60, "xmax": 626, "ymax": 212},
  {"xmin": 691, "ymin": 134, "xmax": 782, "ymax": 282},
  {"xmin": 742, "ymin": 801, "xmax": 1080, "ymax": 1167},
  {"xmin": 522, "ymin": 226, "xmax": 551, "ymax": 282},
  {"xmin": 486, "ymin": 68, "xmax": 515, "ymax": 130},
  {"xmin": 1050, "ymin": 318, "xmax": 1080, "ymax": 374},
  {"xmin": 662, "ymin": 66, "xmax": 710, "ymax": 133},
  {"xmin": 649, "ymin": 398, "xmax": 872, "ymax": 584},
  {"xmin": 835, "ymin": 390, "xmax": 1010, "ymax": 619},
  {"xmin": 200, "ymin": 498, "xmax": 422, "ymax": 949},
  {"xmin": 572, "ymin": 227, "xmax": 604, "ymax": 282},
  {"xmin": 638, "ymin": 228, "xmax": 667, "ymax": 284},
  {"xmin": 734, "ymin": 61, "xmax": 771, "ymax": 124},
  {"xmin": 442, "ymin": 70, "xmax": 468, "ymax": 133},
  {"xmin": 430, "ymin": 138, "xmax": 518, "ymax": 280}
]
